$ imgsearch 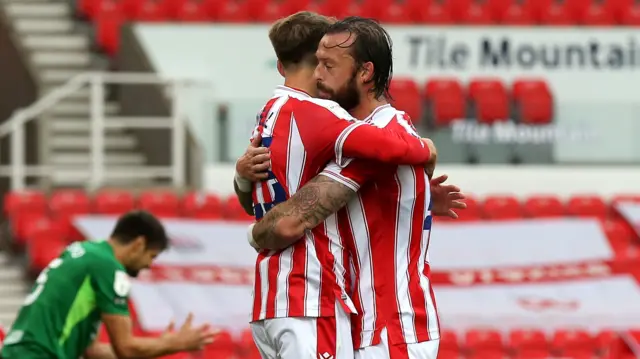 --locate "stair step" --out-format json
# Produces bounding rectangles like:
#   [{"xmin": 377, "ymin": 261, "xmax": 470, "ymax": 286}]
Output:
[
  {"xmin": 40, "ymin": 68, "xmax": 84, "ymax": 84},
  {"xmin": 50, "ymin": 135, "xmax": 137, "ymax": 150},
  {"xmin": 31, "ymin": 51, "xmax": 91, "ymax": 67},
  {"xmin": 0, "ymin": 267, "xmax": 23, "ymax": 281},
  {"xmin": 0, "ymin": 282, "xmax": 28, "ymax": 296},
  {"xmin": 42, "ymin": 86, "xmax": 91, "ymax": 100},
  {"xmin": 51, "ymin": 153, "xmax": 146, "ymax": 166},
  {"xmin": 45, "ymin": 101, "xmax": 118, "ymax": 116},
  {"xmin": 50, "ymin": 118, "xmax": 126, "ymax": 133},
  {"xmin": 14, "ymin": 19, "xmax": 73, "ymax": 34},
  {"xmin": 23, "ymin": 34, "xmax": 89, "ymax": 51},
  {"xmin": 4, "ymin": 2, "xmax": 70, "ymax": 17},
  {"xmin": 0, "ymin": 298, "xmax": 26, "ymax": 313}
]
